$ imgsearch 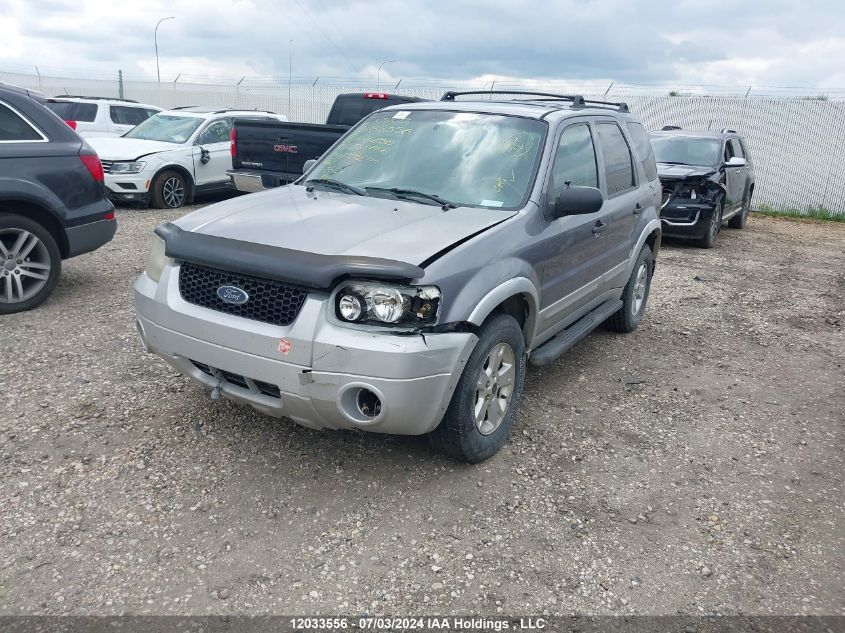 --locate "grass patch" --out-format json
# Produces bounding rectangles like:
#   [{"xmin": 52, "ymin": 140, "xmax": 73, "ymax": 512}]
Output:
[{"xmin": 755, "ymin": 204, "xmax": 845, "ymax": 223}]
